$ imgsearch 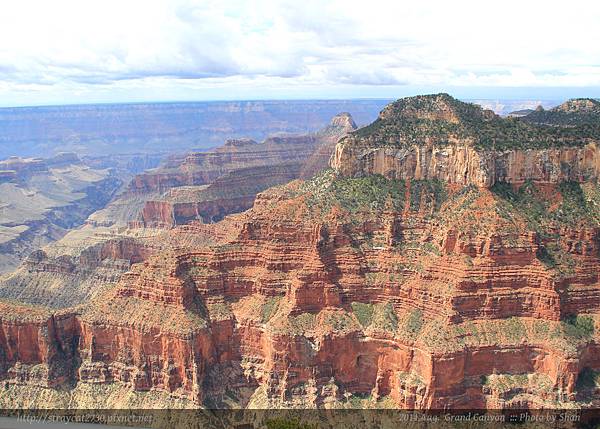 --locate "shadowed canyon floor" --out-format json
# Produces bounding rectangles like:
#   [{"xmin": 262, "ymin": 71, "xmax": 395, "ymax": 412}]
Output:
[{"xmin": 1, "ymin": 95, "xmax": 600, "ymax": 413}]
